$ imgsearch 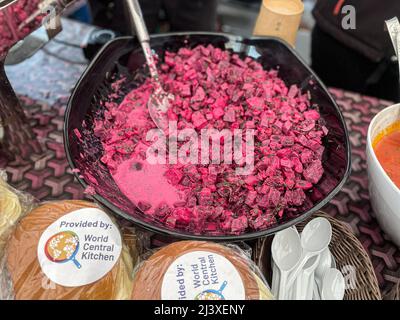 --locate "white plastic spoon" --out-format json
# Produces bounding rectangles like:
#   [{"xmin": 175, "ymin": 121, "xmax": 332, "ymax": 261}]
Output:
[
  {"xmin": 272, "ymin": 258, "xmax": 297, "ymax": 300},
  {"xmin": 287, "ymin": 217, "xmax": 332, "ymax": 288},
  {"xmin": 314, "ymin": 248, "xmax": 332, "ymax": 294},
  {"xmin": 313, "ymin": 282, "xmax": 321, "ymax": 300},
  {"xmin": 293, "ymin": 254, "xmax": 320, "ymax": 300},
  {"xmin": 271, "ymin": 226, "xmax": 298, "ymax": 299},
  {"xmin": 271, "ymin": 227, "xmax": 302, "ymax": 300},
  {"xmin": 271, "ymin": 260, "xmax": 281, "ymax": 297},
  {"xmin": 321, "ymin": 268, "xmax": 345, "ymax": 300},
  {"xmin": 315, "ymin": 248, "xmax": 332, "ymax": 280}
]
